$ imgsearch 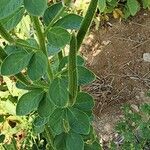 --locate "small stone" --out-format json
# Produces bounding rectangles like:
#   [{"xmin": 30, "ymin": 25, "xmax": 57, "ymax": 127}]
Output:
[{"xmin": 143, "ymin": 53, "xmax": 150, "ymax": 62}]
